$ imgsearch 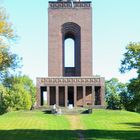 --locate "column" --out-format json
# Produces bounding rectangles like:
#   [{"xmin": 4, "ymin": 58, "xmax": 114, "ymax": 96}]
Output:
[
  {"xmin": 47, "ymin": 86, "xmax": 50, "ymax": 106},
  {"xmin": 83, "ymin": 86, "xmax": 86, "ymax": 106},
  {"xmin": 74, "ymin": 86, "xmax": 77, "ymax": 107},
  {"xmin": 100, "ymin": 77, "xmax": 105, "ymax": 106},
  {"xmin": 36, "ymin": 85, "xmax": 41, "ymax": 107},
  {"xmin": 92, "ymin": 86, "xmax": 95, "ymax": 106},
  {"xmin": 101, "ymin": 86, "xmax": 105, "ymax": 106},
  {"xmin": 56, "ymin": 86, "xmax": 59, "ymax": 106},
  {"xmin": 36, "ymin": 79, "xmax": 40, "ymax": 107},
  {"xmin": 65, "ymin": 86, "xmax": 68, "ymax": 107}
]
